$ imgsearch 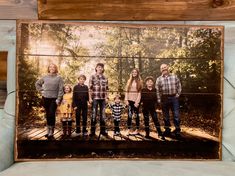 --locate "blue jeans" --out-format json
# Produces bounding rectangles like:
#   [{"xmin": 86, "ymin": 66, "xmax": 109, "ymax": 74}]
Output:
[
  {"xmin": 90, "ymin": 99, "xmax": 106, "ymax": 134},
  {"xmin": 161, "ymin": 96, "xmax": 180, "ymax": 132}
]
